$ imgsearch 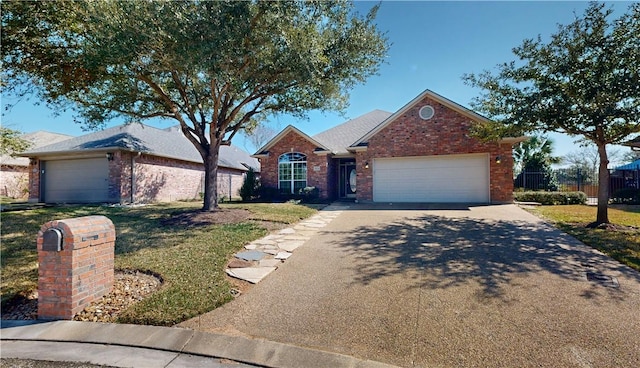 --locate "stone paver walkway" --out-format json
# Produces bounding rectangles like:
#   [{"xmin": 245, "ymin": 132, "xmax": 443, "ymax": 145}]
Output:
[{"xmin": 225, "ymin": 204, "xmax": 348, "ymax": 284}]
